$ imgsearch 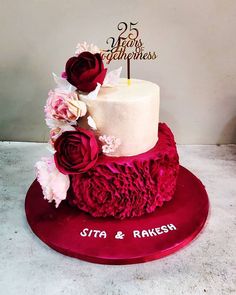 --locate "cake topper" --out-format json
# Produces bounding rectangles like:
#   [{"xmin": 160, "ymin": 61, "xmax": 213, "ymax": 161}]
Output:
[{"xmin": 102, "ymin": 21, "xmax": 158, "ymax": 85}]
